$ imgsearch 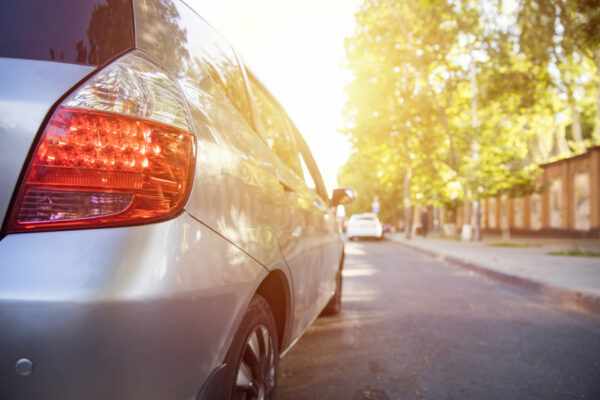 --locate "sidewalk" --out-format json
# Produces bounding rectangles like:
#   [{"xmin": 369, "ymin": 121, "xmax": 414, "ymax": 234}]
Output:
[{"xmin": 386, "ymin": 232, "xmax": 600, "ymax": 316}]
